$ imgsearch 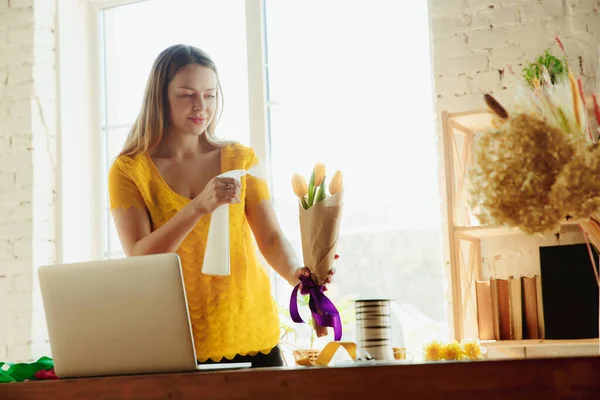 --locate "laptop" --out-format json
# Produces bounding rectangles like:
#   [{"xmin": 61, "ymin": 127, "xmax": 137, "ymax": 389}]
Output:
[{"xmin": 38, "ymin": 253, "xmax": 251, "ymax": 378}]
